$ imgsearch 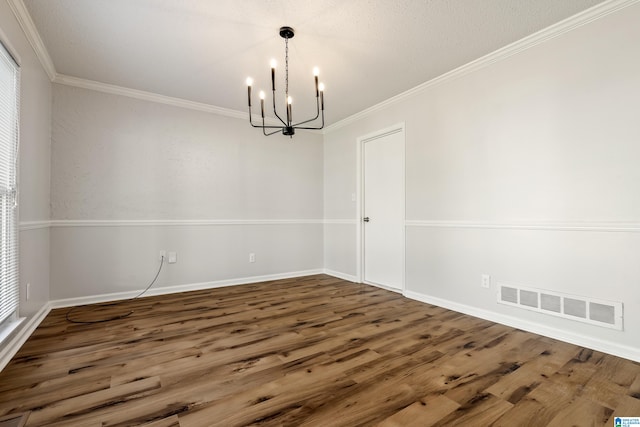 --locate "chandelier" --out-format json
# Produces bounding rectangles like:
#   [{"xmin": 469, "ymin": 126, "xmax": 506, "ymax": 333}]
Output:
[{"xmin": 246, "ymin": 26, "xmax": 325, "ymax": 137}]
